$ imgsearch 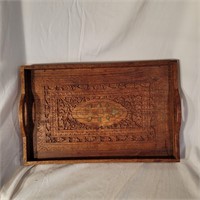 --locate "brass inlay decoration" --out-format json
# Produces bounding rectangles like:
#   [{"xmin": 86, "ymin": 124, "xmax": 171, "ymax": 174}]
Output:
[{"xmin": 72, "ymin": 100, "xmax": 127, "ymax": 127}]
